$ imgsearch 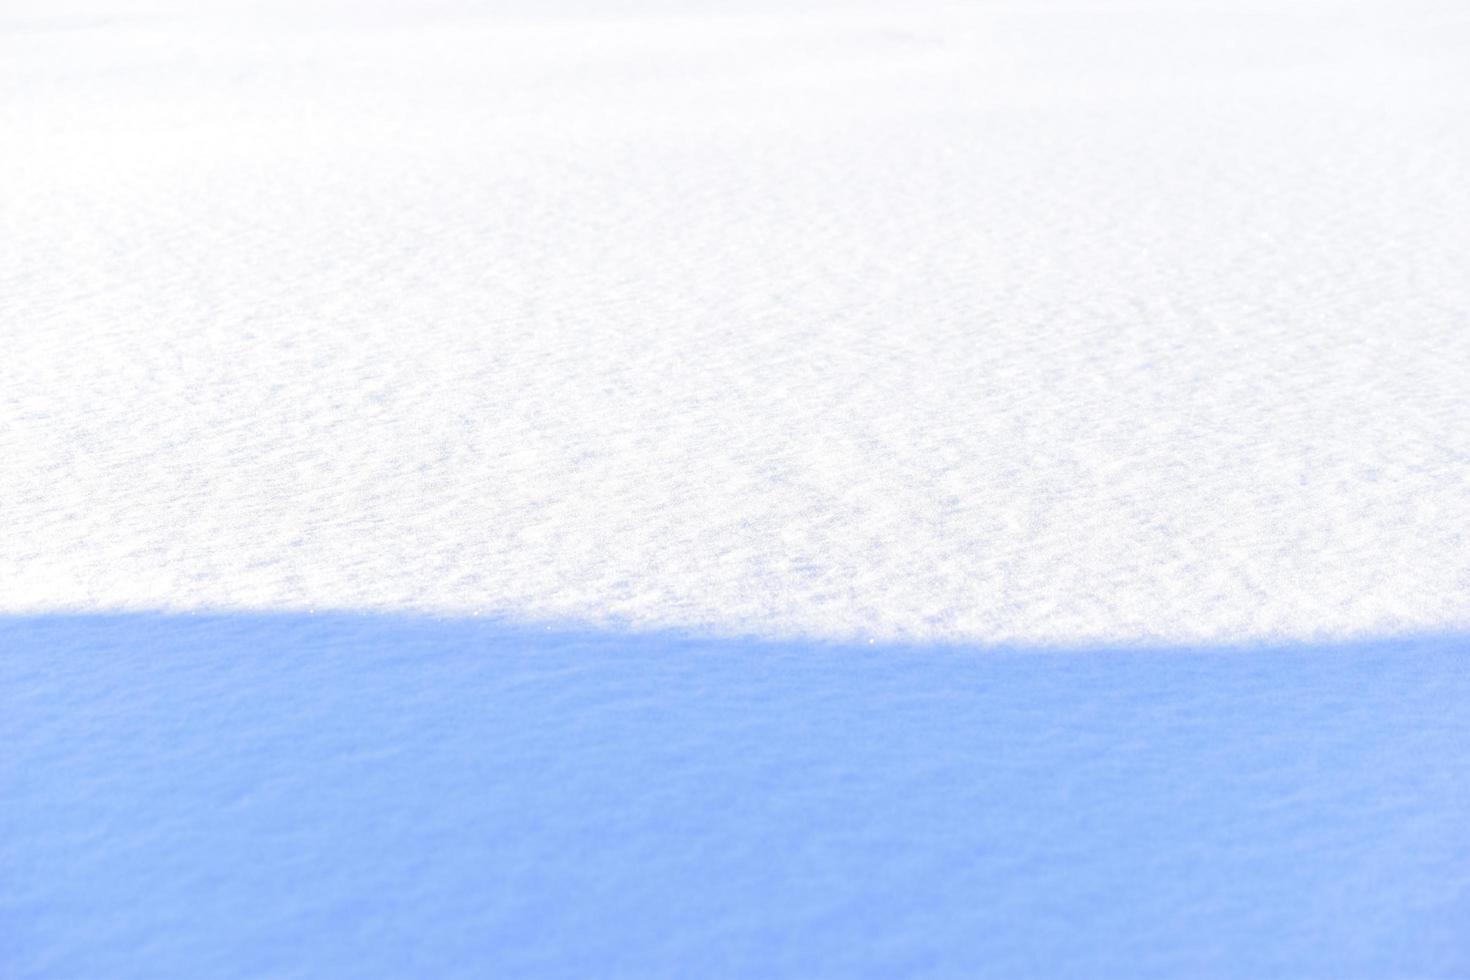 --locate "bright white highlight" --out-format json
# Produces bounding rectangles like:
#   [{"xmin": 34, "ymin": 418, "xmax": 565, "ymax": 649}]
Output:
[{"xmin": 4, "ymin": 0, "xmax": 1468, "ymax": 642}]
